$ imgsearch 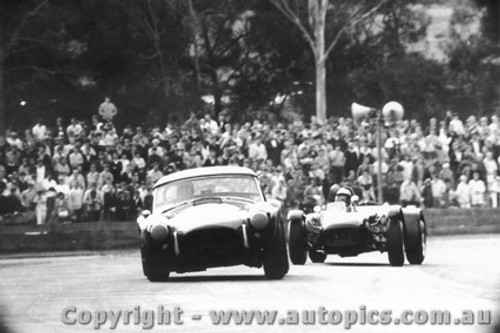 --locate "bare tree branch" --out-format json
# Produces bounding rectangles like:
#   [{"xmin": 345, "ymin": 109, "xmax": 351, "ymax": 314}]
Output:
[
  {"xmin": 5, "ymin": 0, "xmax": 48, "ymax": 55},
  {"xmin": 323, "ymin": 0, "xmax": 385, "ymax": 61},
  {"xmin": 270, "ymin": 0, "xmax": 317, "ymax": 57}
]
